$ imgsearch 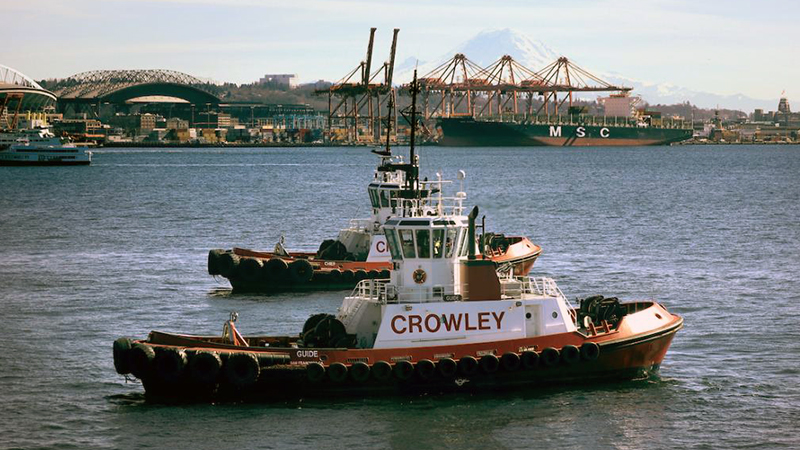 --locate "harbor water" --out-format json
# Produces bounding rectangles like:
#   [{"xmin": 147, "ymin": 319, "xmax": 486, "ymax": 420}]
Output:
[{"xmin": 1, "ymin": 145, "xmax": 798, "ymax": 449}]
